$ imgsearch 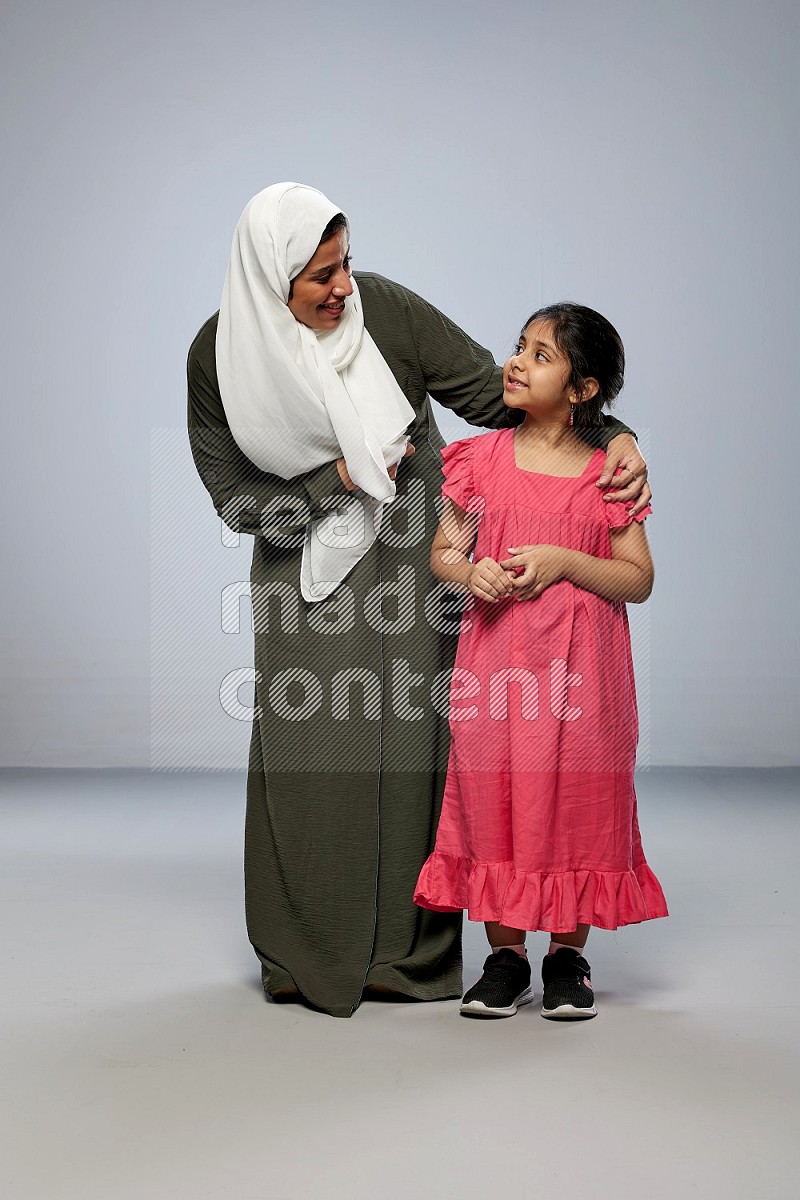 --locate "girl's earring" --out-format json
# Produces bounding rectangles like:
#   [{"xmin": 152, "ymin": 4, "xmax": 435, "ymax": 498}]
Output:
[{"xmin": 568, "ymin": 402, "xmax": 576, "ymax": 427}]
